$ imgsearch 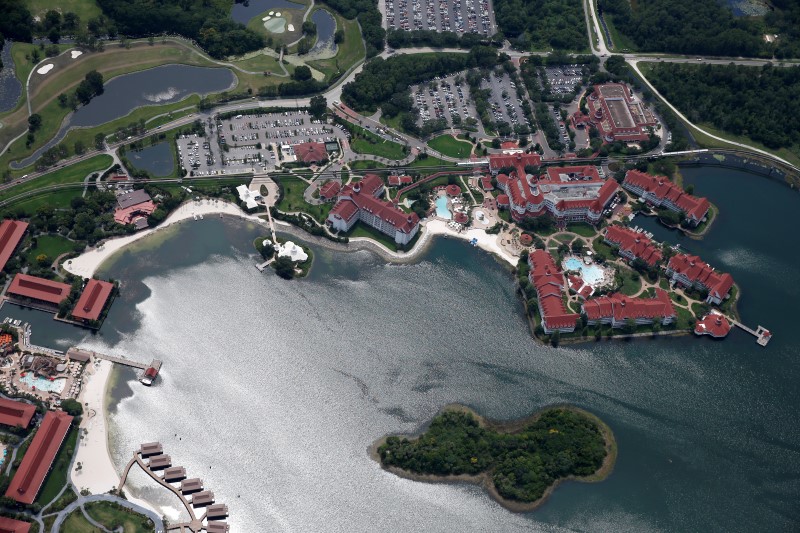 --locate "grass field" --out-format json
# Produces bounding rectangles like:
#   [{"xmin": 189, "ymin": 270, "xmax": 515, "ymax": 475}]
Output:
[
  {"xmin": 36, "ymin": 425, "xmax": 78, "ymax": 506},
  {"xmin": 275, "ymin": 175, "xmax": 331, "ymax": 222},
  {"xmin": 25, "ymin": 0, "xmax": 103, "ymax": 25},
  {"xmin": 427, "ymin": 134, "xmax": 472, "ymax": 159},
  {"xmin": 350, "ymin": 132, "xmax": 407, "ymax": 160},
  {"xmin": 618, "ymin": 268, "xmax": 643, "ymax": 296},
  {"xmin": 246, "ymin": 4, "xmax": 307, "ymax": 45},
  {"xmin": 347, "ymin": 221, "xmax": 399, "ymax": 251},
  {"xmin": 307, "ymin": 13, "xmax": 365, "ymax": 81},
  {"xmin": 25, "ymin": 234, "xmax": 77, "ymax": 264},
  {"xmin": 231, "ymin": 54, "xmax": 287, "ymax": 75},
  {"xmin": 84, "ymin": 501, "xmax": 155, "ymax": 533},
  {"xmin": 566, "ymin": 223, "xmax": 597, "ymax": 238},
  {"xmin": 0, "ymin": 154, "xmax": 112, "ymax": 206},
  {"xmin": 349, "ymin": 160, "xmax": 387, "ymax": 170}
]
